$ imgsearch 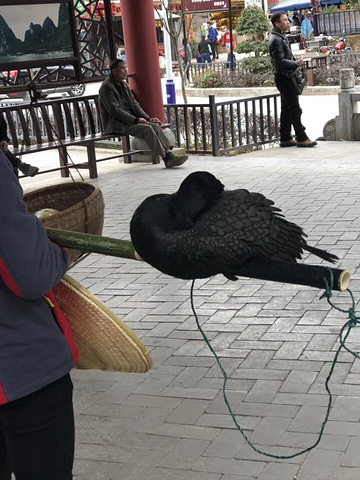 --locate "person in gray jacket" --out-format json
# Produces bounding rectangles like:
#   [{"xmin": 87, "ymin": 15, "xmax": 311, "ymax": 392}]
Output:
[
  {"xmin": 99, "ymin": 59, "xmax": 188, "ymax": 168},
  {"xmin": 0, "ymin": 150, "xmax": 79, "ymax": 479}
]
